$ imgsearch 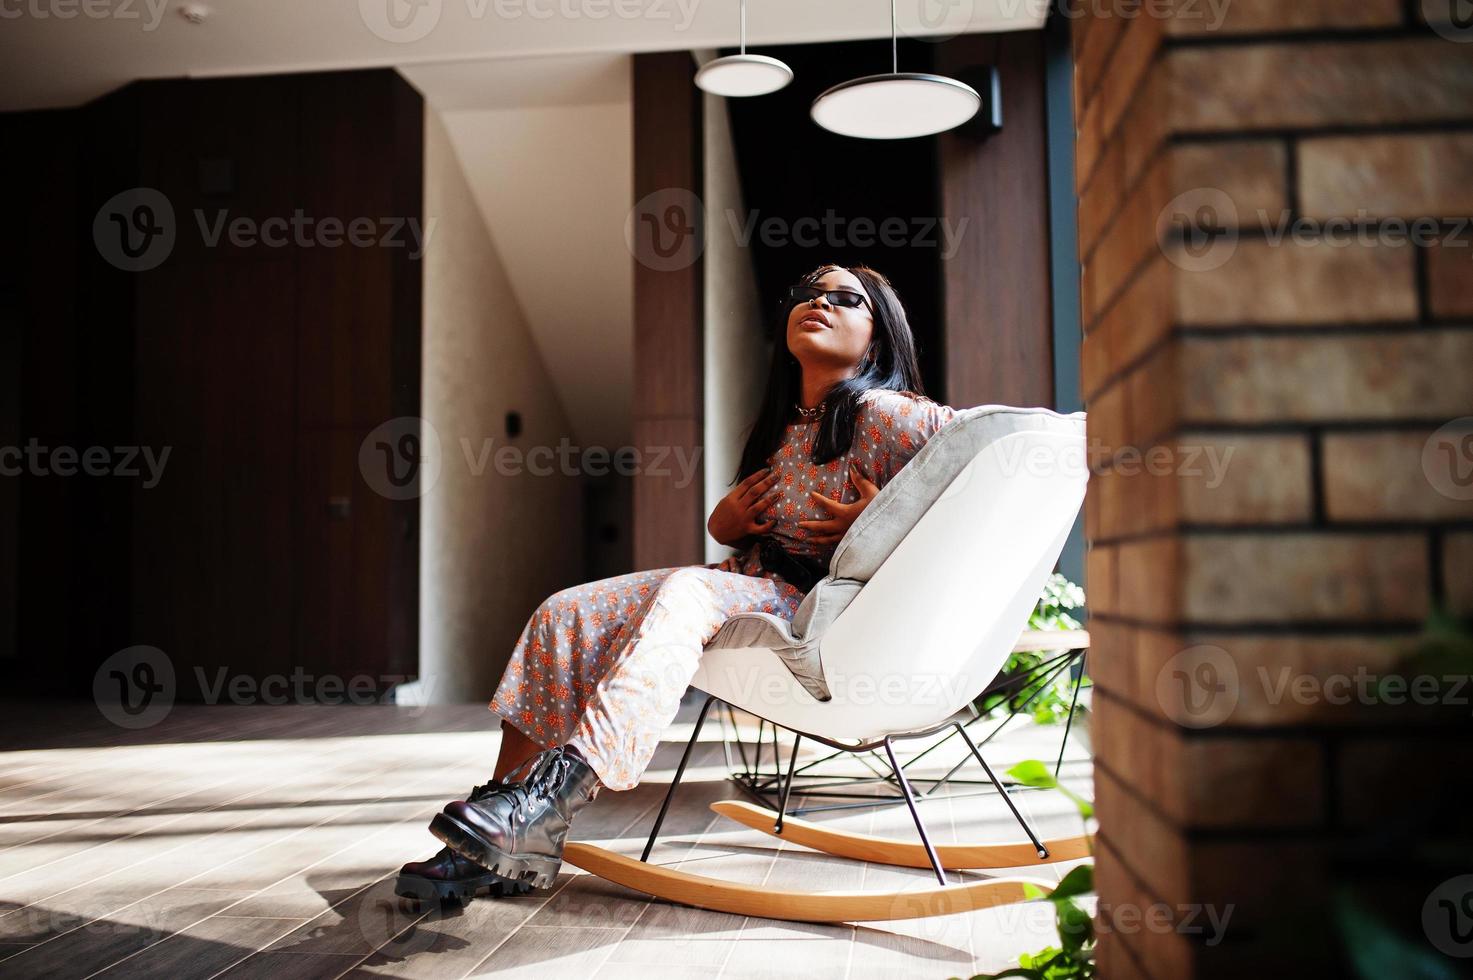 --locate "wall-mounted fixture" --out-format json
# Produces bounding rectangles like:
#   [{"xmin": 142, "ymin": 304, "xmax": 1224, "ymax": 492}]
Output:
[{"xmin": 694, "ymin": 0, "xmax": 793, "ymax": 97}]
